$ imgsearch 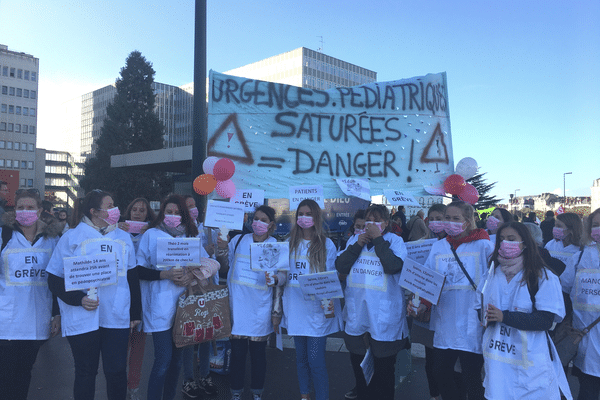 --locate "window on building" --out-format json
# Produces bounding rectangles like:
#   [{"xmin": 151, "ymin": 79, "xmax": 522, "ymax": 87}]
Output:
[
  {"xmin": 14, "ymin": 160, "xmax": 19, "ymax": 169},
  {"xmin": 15, "ymin": 125, "xmax": 20, "ymax": 133},
  {"xmin": 17, "ymin": 69, "xmax": 22, "ymax": 79},
  {"xmin": 28, "ymin": 143, "xmax": 34, "ymax": 152},
  {"xmin": 0, "ymin": 160, "xmax": 4, "ymax": 167},
  {"xmin": 7, "ymin": 124, "xmax": 13, "ymax": 132},
  {"xmin": 30, "ymin": 72, "xmax": 36, "ymax": 81},
  {"xmin": 30, "ymin": 126, "xmax": 35, "ymax": 134},
  {"xmin": 21, "ymin": 142, "xmax": 26, "ymax": 151},
  {"xmin": 21, "ymin": 161, "xmax": 27, "ymax": 169},
  {"xmin": 8, "ymin": 105, "xmax": 14, "ymax": 114},
  {"xmin": 6, "ymin": 160, "xmax": 12, "ymax": 168},
  {"xmin": 28, "ymin": 161, "xmax": 33, "ymax": 170},
  {"xmin": 24, "ymin": 70, "xmax": 29, "ymax": 80},
  {"xmin": 1, "ymin": 104, "xmax": 6, "ymax": 113},
  {"xmin": 30, "ymin": 108, "xmax": 36, "ymax": 117},
  {"xmin": 14, "ymin": 142, "xmax": 19, "ymax": 150},
  {"xmin": 16, "ymin": 88, "xmax": 22, "ymax": 97},
  {"xmin": 9, "ymin": 68, "xmax": 15, "ymax": 77},
  {"xmin": 6, "ymin": 141, "xmax": 12, "ymax": 149},
  {"xmin": 23, "ymin": 107, "xmax": 28, "ymax": 116},
  {"xmin": 0, "ymin": 124, "xmax": 5, "ymax": 132},
  {"xmin": 22, "ymin": 125, "xmax": 28, "ymax": 134},
  {"xmin": 23, "ymin": 89, "xmax": 29, "ymax": 98},
  {"xmin": 27, "ymin": 179, "xmax": 33, "ymax": 187},
  {"xmin": 2, "ymin": 66, "xmax": 7, "ymax": 76},
  {"xmin": 16, "ymin": 106, "xmax": 21, "ymax": 115},
  {"xmin": 30, "ymin": 91, "xmax": 36, "ymax": 99},
  {"xmin": 19, "ymin": 178, "xmax": 25, "ymax": 187},
  {"xmin": 9, "ymin": 87, "xmax": 15, "ymax": 96},
  {"xmin": 1, "ymin": 86, "xmax": 6, "ymax": 95}
]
